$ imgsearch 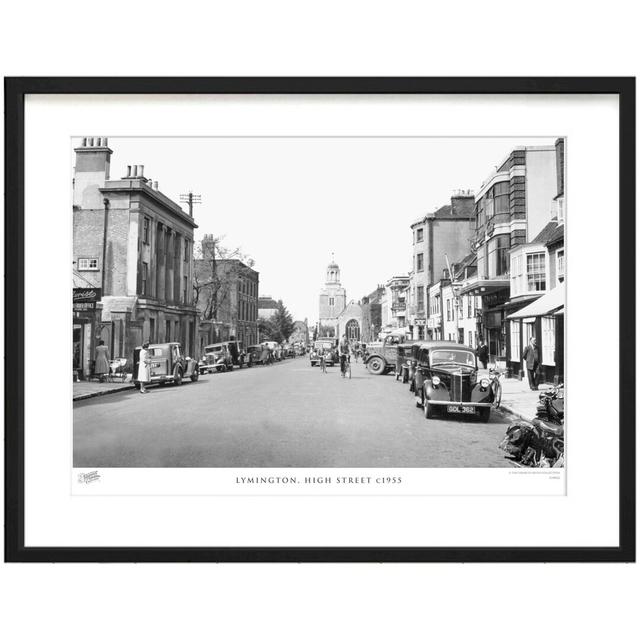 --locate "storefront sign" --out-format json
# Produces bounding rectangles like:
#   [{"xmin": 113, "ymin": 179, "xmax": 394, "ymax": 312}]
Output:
[
  {"xmin": 73, "ymin": 288, "xmax": 101, "ymax": 311},
  {"xmin": 414, "ymin": 318, "xmax": 426, "ymax": 326}
]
